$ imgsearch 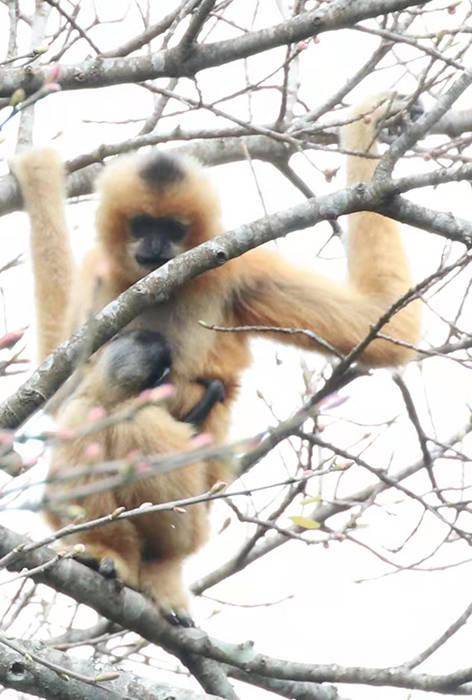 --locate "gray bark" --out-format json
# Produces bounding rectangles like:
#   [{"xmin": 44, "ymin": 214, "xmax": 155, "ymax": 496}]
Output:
[{"xmin": 0, "ymin": 638, "xmax": 222, "ymax": 700}]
